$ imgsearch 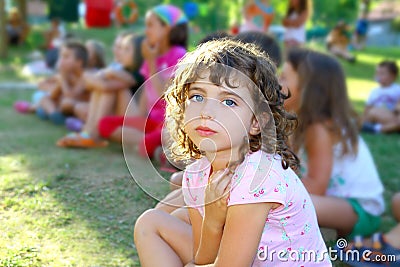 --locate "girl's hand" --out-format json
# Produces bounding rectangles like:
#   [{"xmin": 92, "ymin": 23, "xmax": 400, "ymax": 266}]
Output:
[
  {"xmin": 141, "ymin": 38, "xmax": 159, "ymax": 61},
  {"xmin": 203, "ymin": 168, "xmax": 235, "ymax": 230}
]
